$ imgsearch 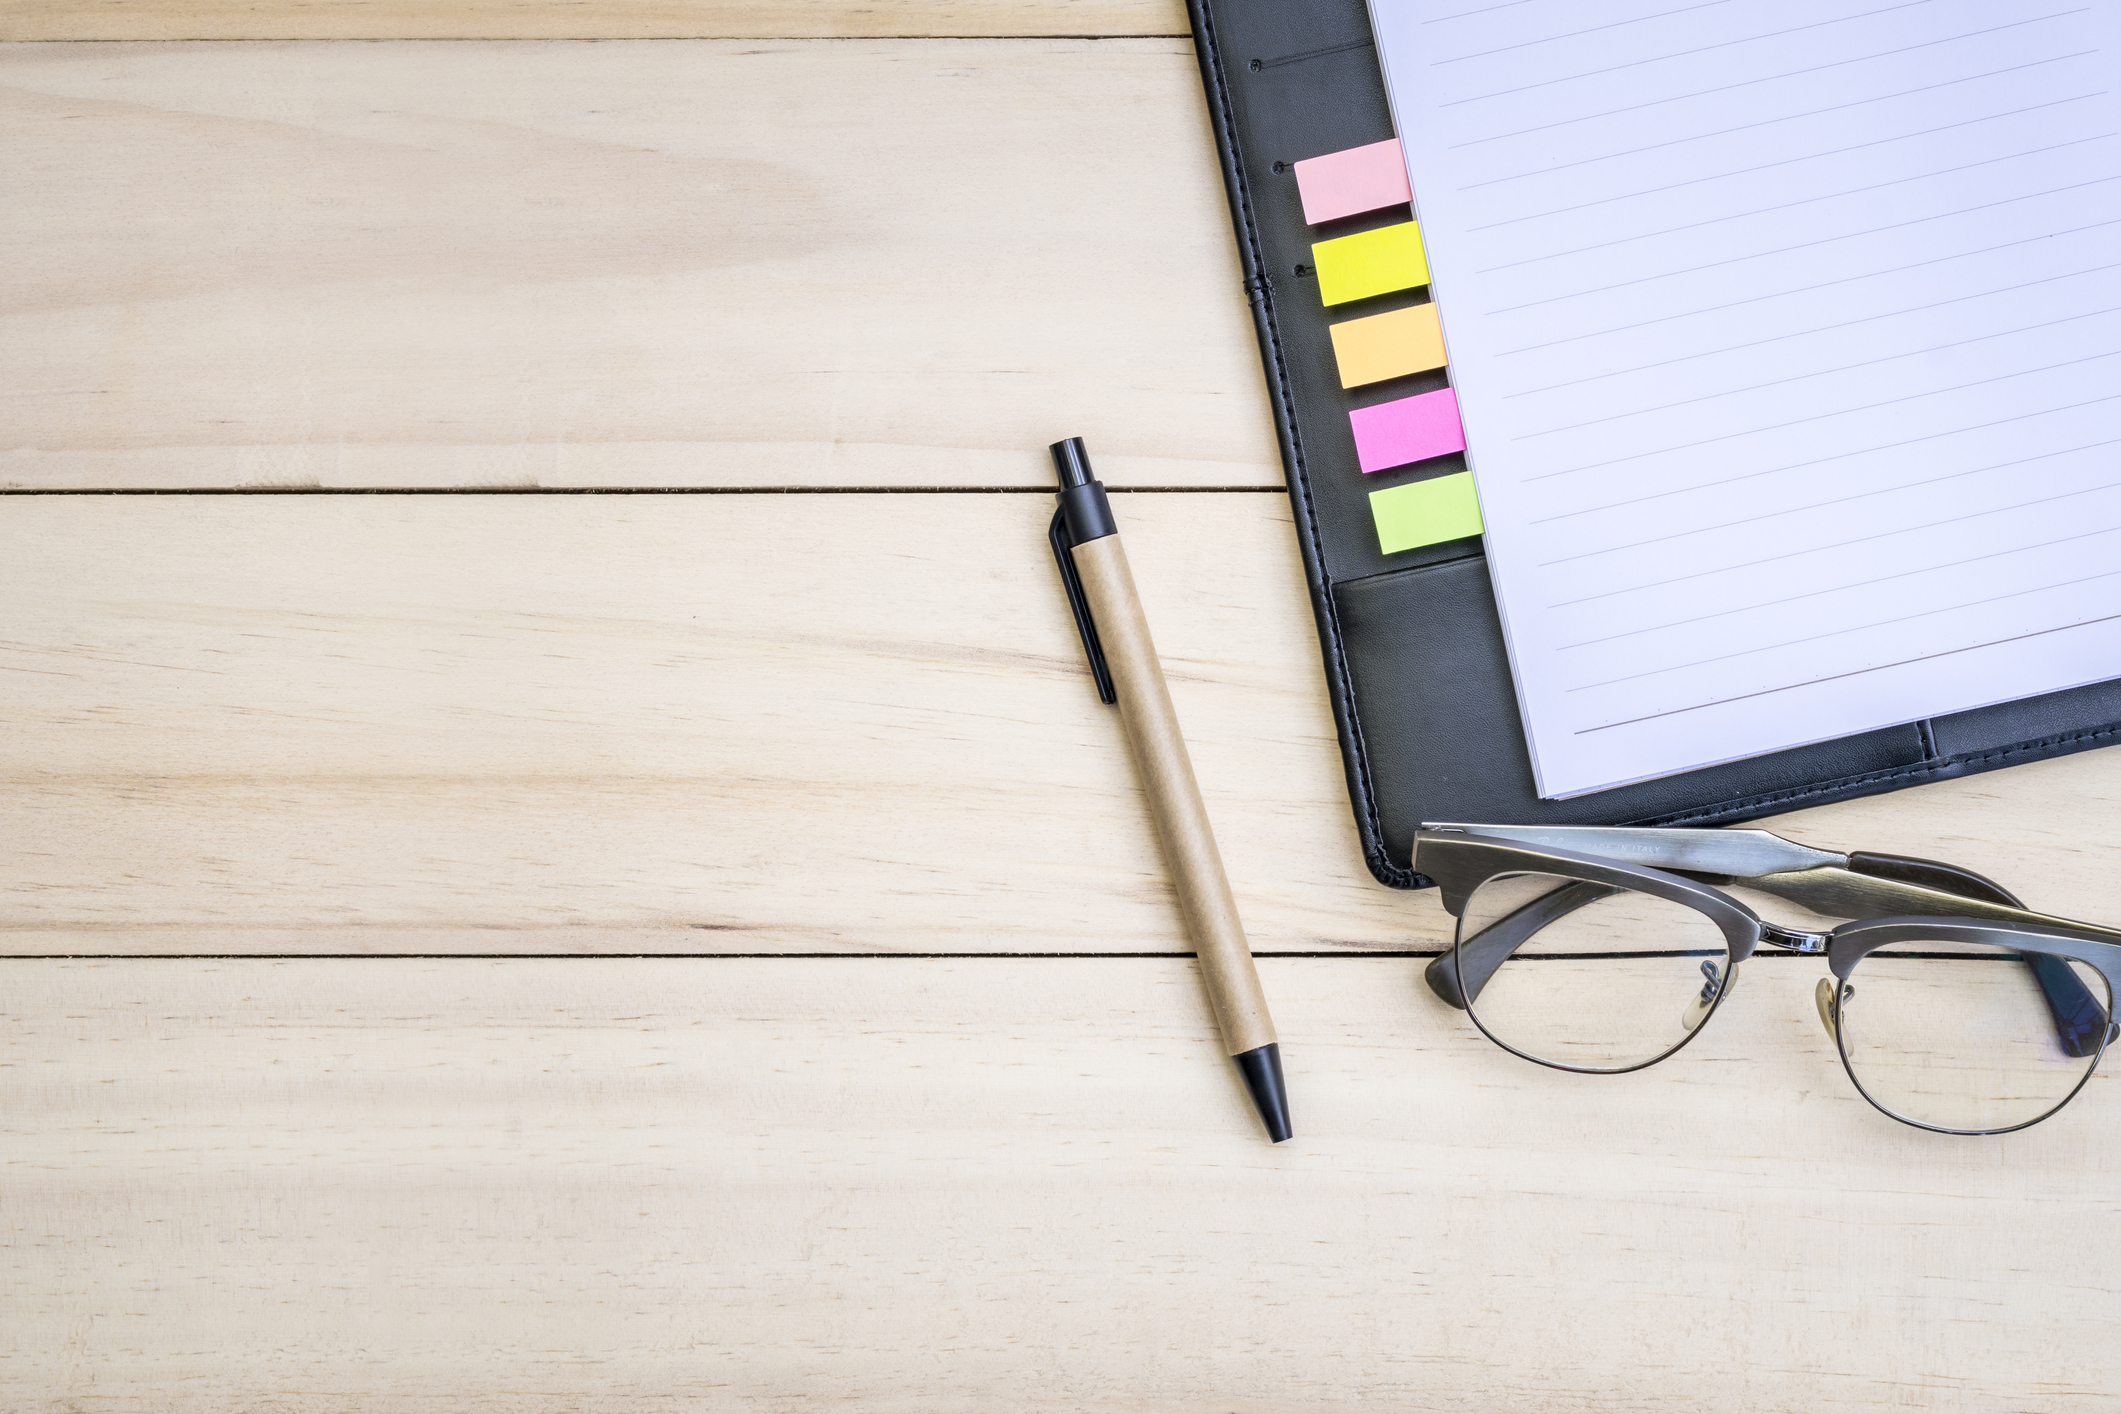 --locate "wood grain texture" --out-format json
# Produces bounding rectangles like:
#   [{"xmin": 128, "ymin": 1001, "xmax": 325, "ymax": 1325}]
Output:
[
  {"xmin": 7, "ymin": 955, "xmax": 2119, "ymax": 1411},
  {"xmin": 10, "ymin": 492, "xmax": 2121, "ymax": 958},
  {"xmin": 0, "ymin": 0, "xmax": 1190, "ymax": 41},
  {"xmin": 0, "ymin": 492, "xmax": 1405, "ymax": 955},
  {"xmin": 12, "ymin": 26, "xmax": 2121, "ymax": 1413},
  {"xmin": 0, "ymin": 39, "xmax": 1280, "ymax": 490}
]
